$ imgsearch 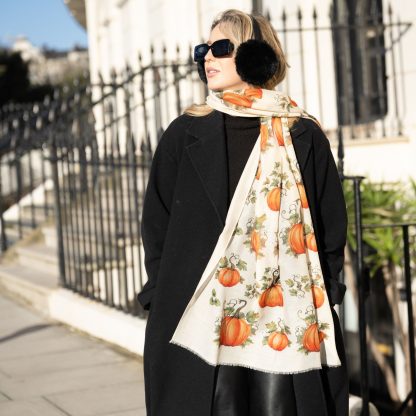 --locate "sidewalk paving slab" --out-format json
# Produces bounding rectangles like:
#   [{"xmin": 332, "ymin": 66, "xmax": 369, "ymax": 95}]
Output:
[{"xmin": 0, "ymin": 293, "xmax": 146, "ymax": 416}]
